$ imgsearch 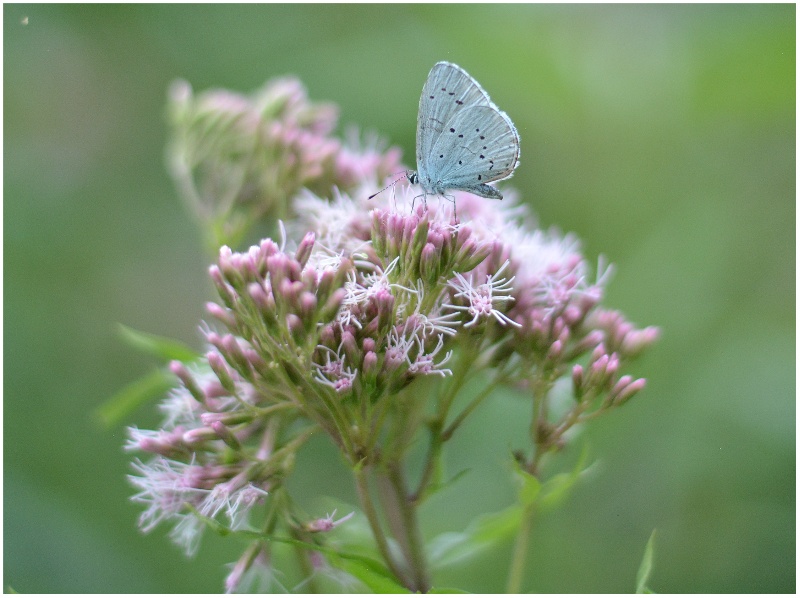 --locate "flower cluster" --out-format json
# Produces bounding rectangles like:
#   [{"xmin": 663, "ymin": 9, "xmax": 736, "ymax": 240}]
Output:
[
  {"xmin": 167, "ymin": 77, "xmax": 402, "ymax": 249},
  {"xmin": 127, "ymin": 75, "xmax": 659, "ymax": 592}
]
